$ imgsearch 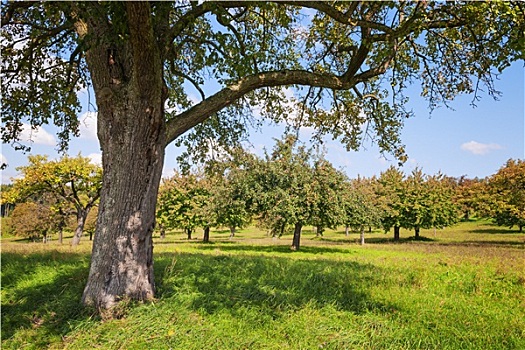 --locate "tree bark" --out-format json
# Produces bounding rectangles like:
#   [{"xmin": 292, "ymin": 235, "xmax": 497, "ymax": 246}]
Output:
[
  {"xmin": 81, "ymin": 2, "xmax": 166, "ymax": 311},
  {"xmin": 71, "ymin": 208, "xmax": 89, "ymax": 246},
  {"xmin": 360, "ymin": 225, "xmax": 365, "ymax": 245},
  {"xmin": 186, "ymin": 228, "xmax": 192, "ymax": 240},
  {"xmin": 414, "ymin": 226, "xmax": 420, "ymax": 239},
  {"xmin": 345, "ymin": 225, "xmax": 349, "ymax": 237},
  {"xmin": 229, "ymin": 225, "xmax": 236, "ymax": 238},
  {"xmin": 58, "ymin": 220, "xmax": 64, "ymax": 244},
  {"xmin": 291, "ymin": 222, "xmax": 302, "ymax": 251},
  {"xmin": 394, "ymin": 225, "xmax": 400, "ymax": 241},
  {"xmin": 203, "ymin": 226, "xmax": 210, "ymax": 242},
  {"xmin": 81, "ymin": 100, "xmax": 165, "ymax": 309}
]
